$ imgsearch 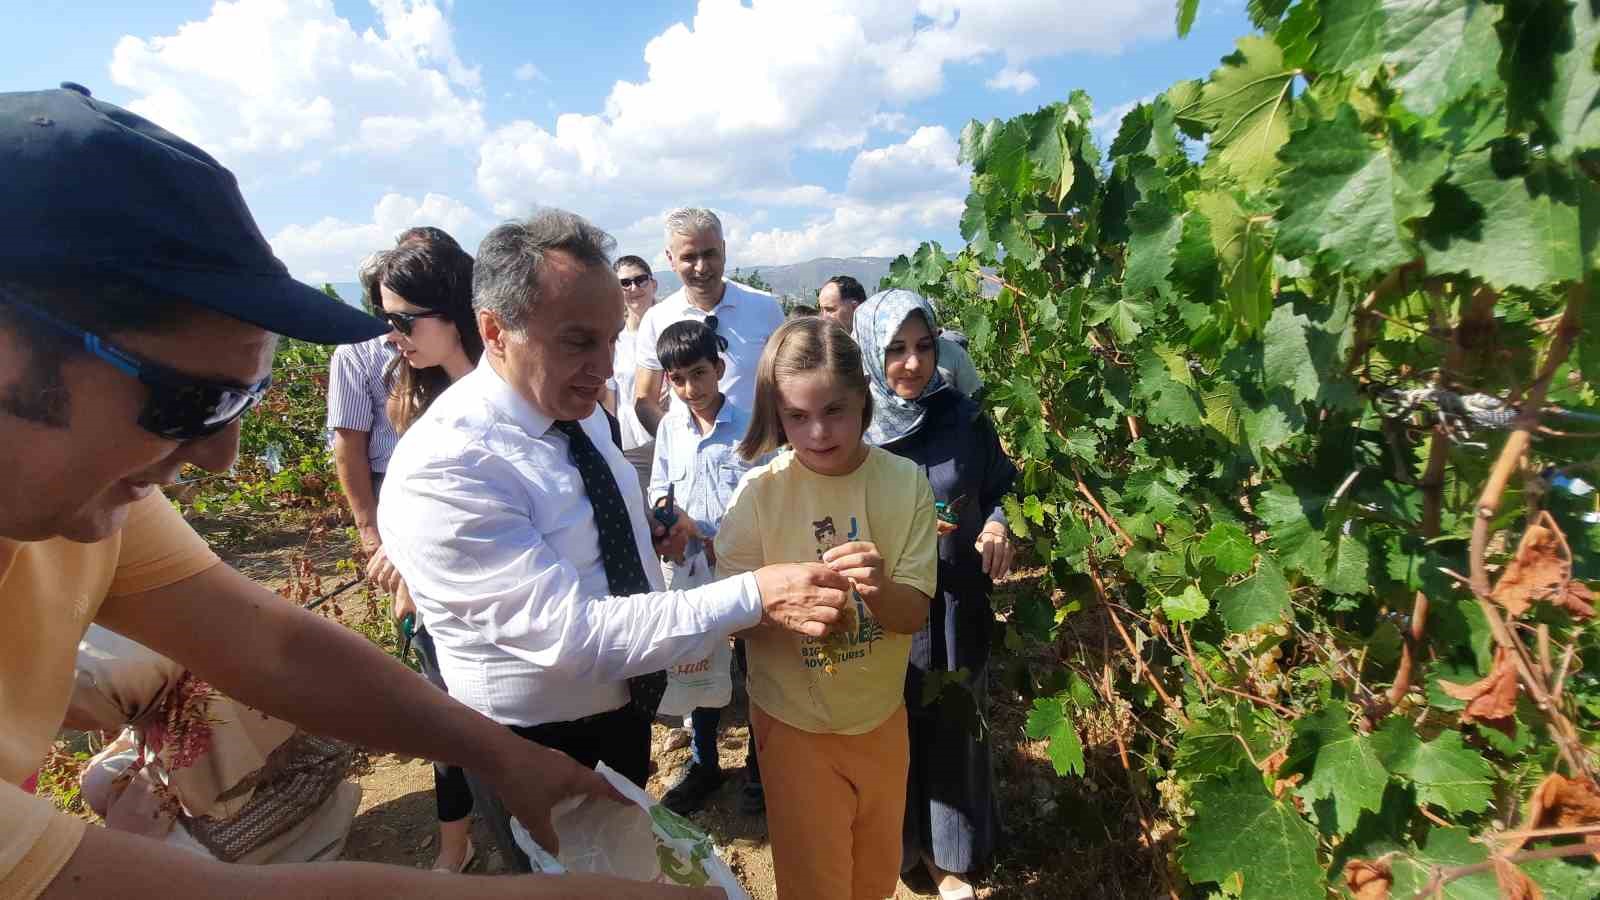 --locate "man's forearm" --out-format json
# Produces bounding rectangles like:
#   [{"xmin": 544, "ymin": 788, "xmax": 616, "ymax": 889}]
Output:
[
  {"xmin": 332, "ymin": 430, "xmax": 379, "ymax": 536},
  {"xmin": 47, "ymin": 825, "xmax": 720, "ymax": 899},
  {"xmin": 633, "ymin": 368, "xmax": 665, "ymax": 436},
  {"xmin": 98, "ymin": 565, "xmax": 520, "ymax": 782},
  {"xmin": 864, "ymin": 583, "xmax": 930, "ymax": 634}
]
